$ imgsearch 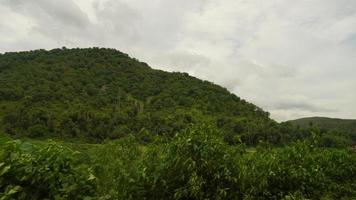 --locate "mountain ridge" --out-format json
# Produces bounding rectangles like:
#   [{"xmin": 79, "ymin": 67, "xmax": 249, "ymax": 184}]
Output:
[
  {"xmin": 289, "ymin": 116, "xmax": 356, "ymax": 122},
  {"xmin": 0, "ymin": 47, "xmax": 280, "ymax": 144}
]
